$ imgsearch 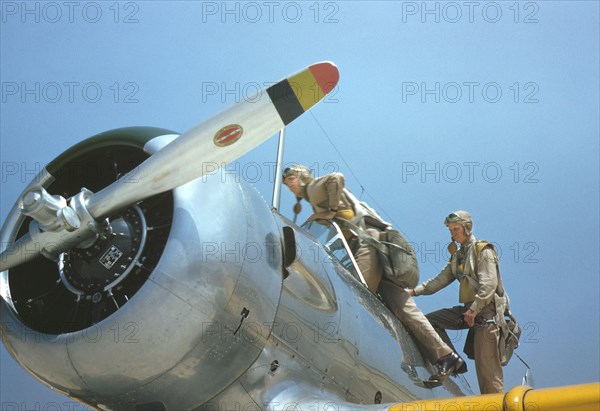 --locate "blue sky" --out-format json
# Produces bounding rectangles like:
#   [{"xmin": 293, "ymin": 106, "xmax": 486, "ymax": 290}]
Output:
[{"xmin": 1, "ymin": 0, "xmax": 598, "ymax": 407}]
